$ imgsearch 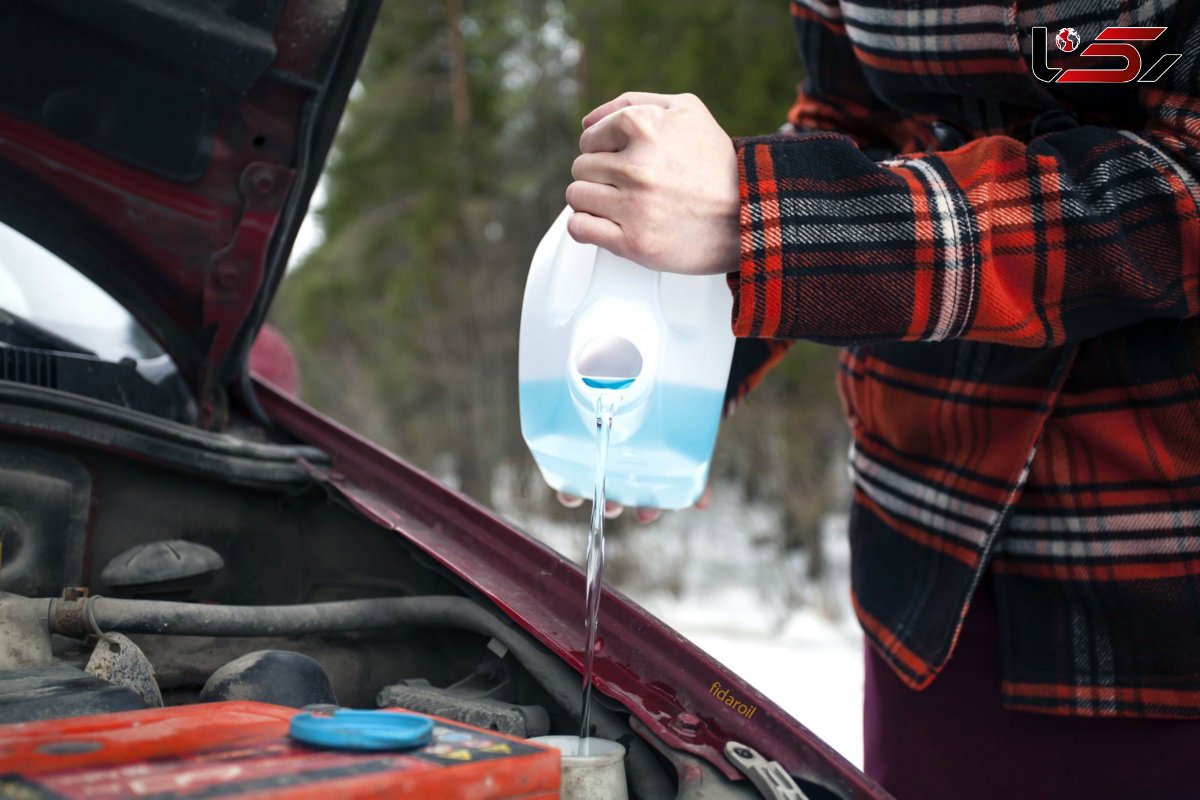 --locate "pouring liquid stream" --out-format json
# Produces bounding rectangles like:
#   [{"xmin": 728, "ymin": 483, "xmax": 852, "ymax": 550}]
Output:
[{"xmin": 579, "ymin": 387, "xmax": 622, "ymax": 754}]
